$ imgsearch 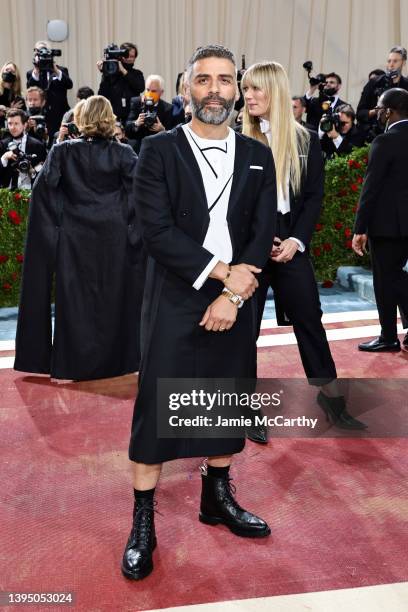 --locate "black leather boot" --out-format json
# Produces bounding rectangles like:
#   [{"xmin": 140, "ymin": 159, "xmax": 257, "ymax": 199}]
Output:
[
  {"xmin": 121, "ymin": 498, "xmax": 157, "ymax": 580},
  {"xmin": 199, "ymin": 472, "xmax": 271, "ymax": 537},
  {"xmin": 317, "ymin": 391, "xmax": 367, "ymax": 430}
]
